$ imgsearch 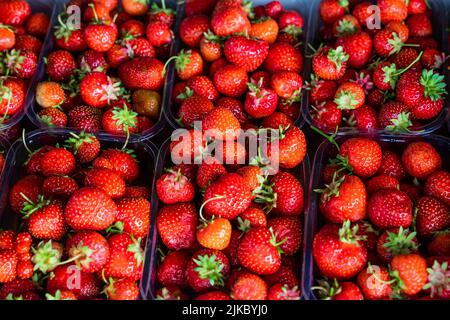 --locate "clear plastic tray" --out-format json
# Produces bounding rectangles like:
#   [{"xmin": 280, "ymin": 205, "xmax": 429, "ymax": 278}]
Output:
[
  {"xmin": 163, "ymin": 0, "xmax": 311, "ymax": 130},
  {"xmin": 142, "ymin": 136, "xmax": 311, "ymax": 299},
  {"xmin": 301, "ymin": 0, "xmax": 449, "ymax": 136},
  {"xmin": 301, "ymin": 132, "xmax": 450, "ymax": 300},
  {"xmin": 0, "ymin": 128, "xmax": 157, "ymax": 300},
  {"xmin": 26, "ymin": 0, "xmax": 182, "ymax": 142},
  {"xmin": 0, "ymin": 0, "xmax": 54, "ymax": 133}
]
